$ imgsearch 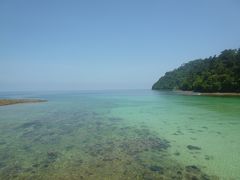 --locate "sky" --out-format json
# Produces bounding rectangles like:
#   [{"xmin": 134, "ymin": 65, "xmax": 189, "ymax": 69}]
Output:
[{"xmin": 1, "ymin": 0, "xmax": 240, "ymax": 91}]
